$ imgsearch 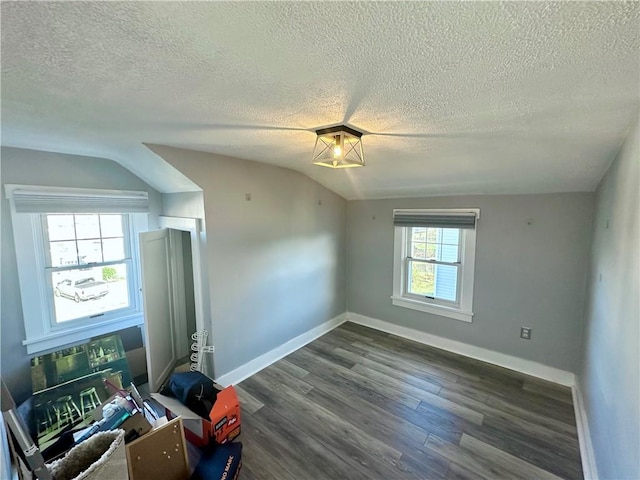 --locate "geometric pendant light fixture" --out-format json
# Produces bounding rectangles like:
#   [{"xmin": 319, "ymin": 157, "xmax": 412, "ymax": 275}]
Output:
[{"xmin": 312, "ymin": 125, "xmax": 364, "ymax": 168}]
